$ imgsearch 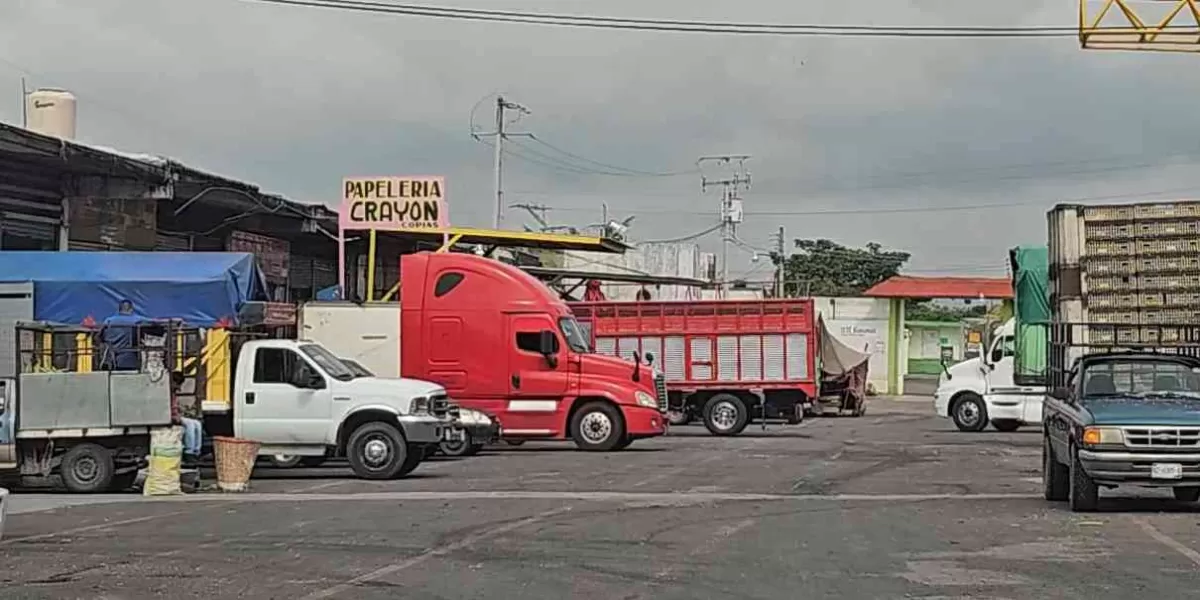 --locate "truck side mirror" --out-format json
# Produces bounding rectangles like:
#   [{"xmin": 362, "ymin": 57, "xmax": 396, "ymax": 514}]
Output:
[
  {"xmin": 990, "ymin": 347, "xmax": 1003, "ymax": 364},
  {"xmin": 538, "ymin": 330, "xmax": 557, "ymax": 355},
  {"xmin": 645, "ymin": 352, "xmax": 655, "ymax": 366},
  {"xmin": 307, "ymin": 373, "xmax": 326, "ymax": 390},
  {"xmin": 538, "ymin": 330, "xmax": 559, "ymax": 369}
]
